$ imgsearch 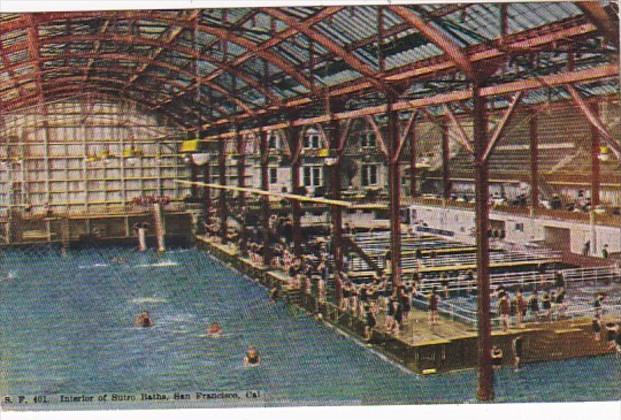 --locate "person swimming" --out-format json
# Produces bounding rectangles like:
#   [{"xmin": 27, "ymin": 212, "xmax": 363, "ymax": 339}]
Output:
[
  {"xmin": 491, "ymin": 345, "xmax": 503, "ymax": 369},
  {"xmin": 207, "ymin": 322, "xmax": 223, "ymax": 337},
  {"xmin": 243, "ymin": 345, "xmax": 261, "ymax": 367},
  {"xmin": 134, "ymin": 311, "xmax": 153, "ymax": 328}
]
